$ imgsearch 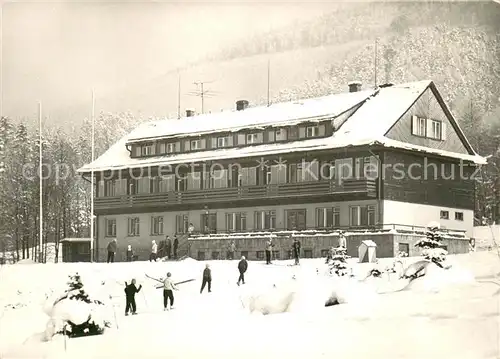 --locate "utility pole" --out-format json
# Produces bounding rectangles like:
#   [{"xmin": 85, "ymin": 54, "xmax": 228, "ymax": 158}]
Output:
[
  {"xmin": 187, "ymin": 81, "xmax": 218, "ymax": 114},
  {"xmin": 374, "ymin": 37, "xmax": 378, "ymax": 88},
  {"xmin": 177, "ymin": 72, "xmax": 181, "ymax": 119},
  {"xmin": 267, "ymin": 58, "xmax": 271, "ymax": 106},
  {"xmin": 90, "ymin": 90, "xmax": 95, "ymax": 262},
  {"xmin": 38, "ymin": 101, "xmax": 43, "ymax": 263}
]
